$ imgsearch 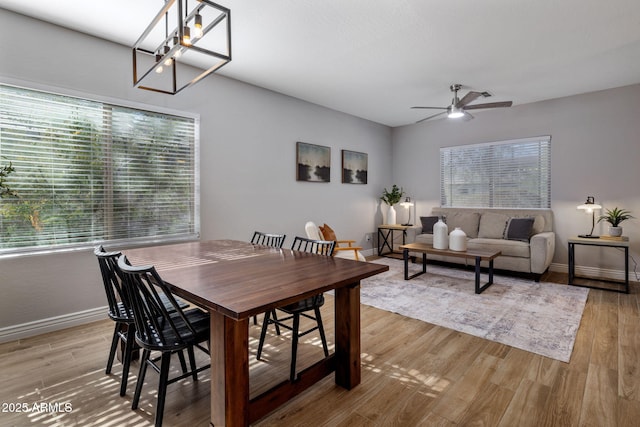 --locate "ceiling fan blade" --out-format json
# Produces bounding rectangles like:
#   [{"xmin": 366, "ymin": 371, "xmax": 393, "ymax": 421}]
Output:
[
  {"xmin": 463, "ymin": 111, "xmax": 474, "ymax": 121},
  {"xmin": 456, "ymin": 91, "xmax": 483, "ymax": 108},
  {"xmin": 411, "ymin": 106, "xmax": 447, "ymax": 110},
  {"xmin": 416, "ymin": 111, "xmax": 447, "ymax": 123},
  {"xmin": 464, "ymin": 101, "xmax": 513, "ymax": 110}
]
